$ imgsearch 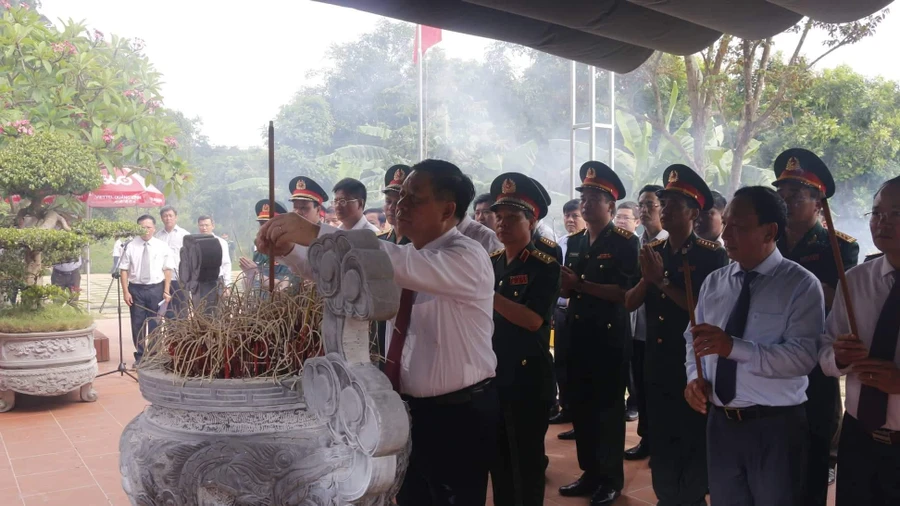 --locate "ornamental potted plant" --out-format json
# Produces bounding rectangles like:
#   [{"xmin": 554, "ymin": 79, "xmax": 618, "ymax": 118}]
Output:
[{"xmin": 0, "ymin": 132, "xmax": 139, "ymax": 412}]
